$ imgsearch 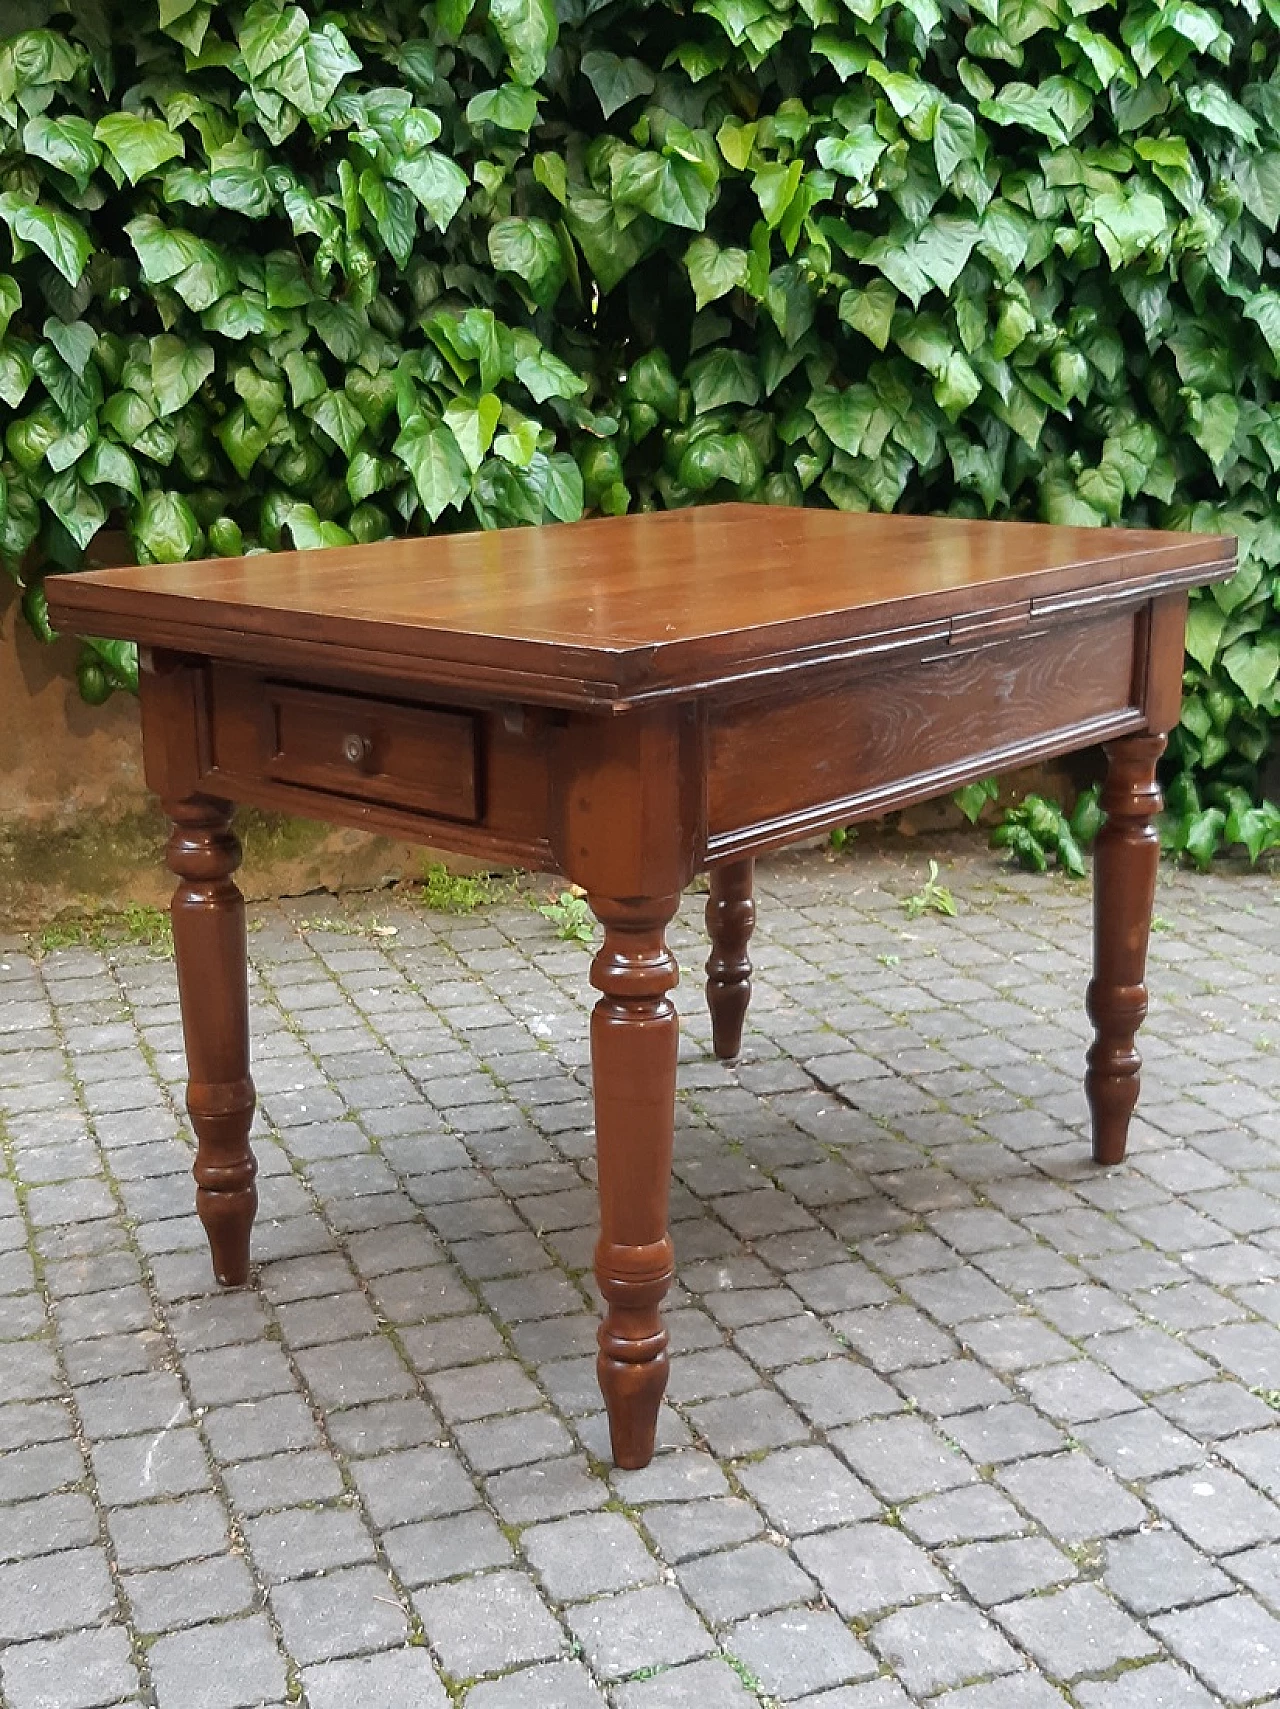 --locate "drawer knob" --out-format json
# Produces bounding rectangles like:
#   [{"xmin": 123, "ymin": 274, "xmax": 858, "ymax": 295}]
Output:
[{"xmin": 342, "ymin": 732, "xmax": 372, "ymax": 766}]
